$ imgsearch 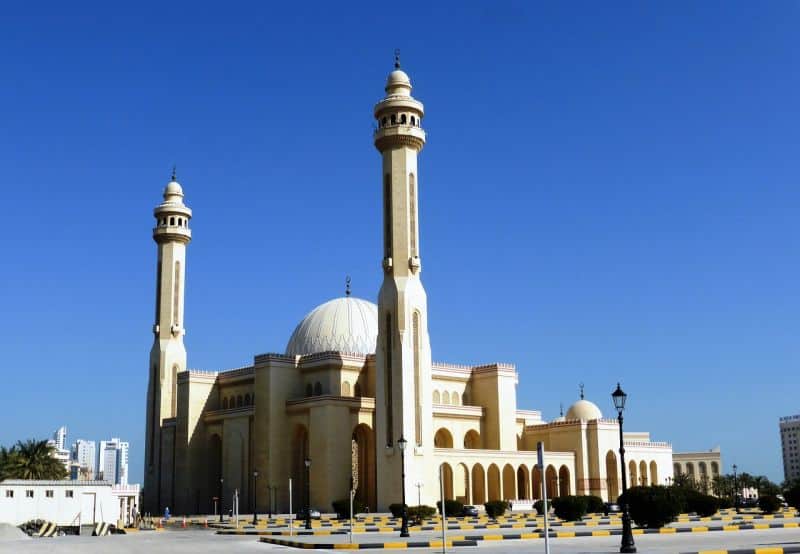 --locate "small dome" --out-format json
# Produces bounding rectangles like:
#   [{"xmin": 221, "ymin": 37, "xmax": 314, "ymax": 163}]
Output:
[
  {"xmin": 565, "ymin": 399, "xmax": 602, "ymax": 421},
  {"xmin": 286, "ymin": 297, "xmax": 378, "ymax": 356},
  {"xmin": 385, "ymin": 69, "xmax": 412, "ymax": 95},
  {"xmin": 164, "ymin": 179, "xmax": 184, "ymax": 200}
]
